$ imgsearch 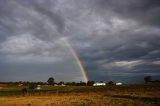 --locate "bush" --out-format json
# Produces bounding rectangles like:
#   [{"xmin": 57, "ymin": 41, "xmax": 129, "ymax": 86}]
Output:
[
  {"xmin": 22, "ymin": 88, "xmax": 27, "ymax": 95},
  {"xmin": 29, "ymin": 84, "xmax": 37, "ymax": 89}
]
